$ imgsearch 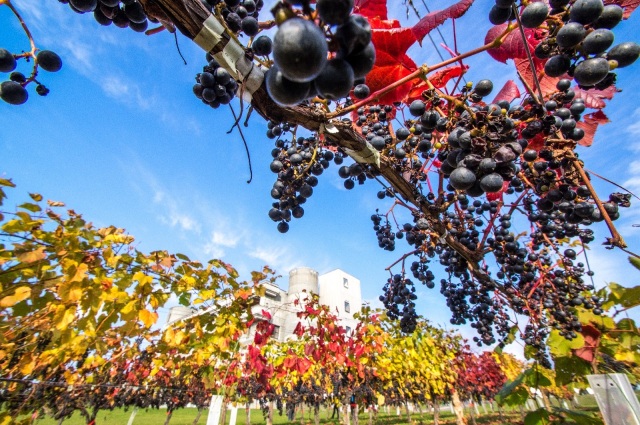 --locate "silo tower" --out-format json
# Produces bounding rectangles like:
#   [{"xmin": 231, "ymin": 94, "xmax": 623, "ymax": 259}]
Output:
[{"xmin": 286, "ymin": 267, "xmax": 319, "ymax": 306}]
